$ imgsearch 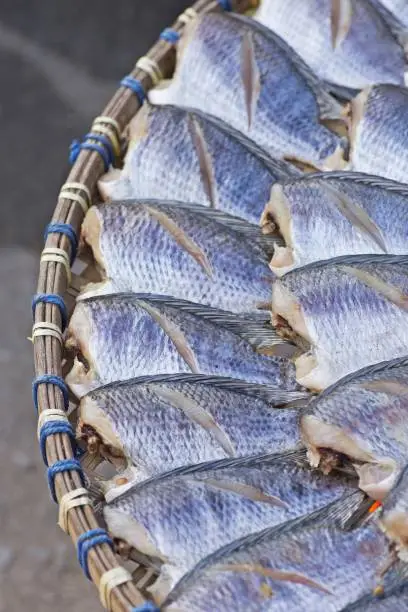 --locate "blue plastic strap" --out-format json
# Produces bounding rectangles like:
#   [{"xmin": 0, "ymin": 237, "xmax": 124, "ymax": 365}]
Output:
[
  {"xmin": 33, "ymin": 375, "xmax": 70, "ymax": 413},
  {"xmin": 84, "ymin": 132, "xmax": 115, "ymax": 166},
  {"xmin": 120, "ymin": 76, "xmax": 146, "ymax": 104},
  {"xmin": 69, "ymin": 137, "xmax": 111, "ymax": 171},
  {"xmin": 160, "ymin": 28, "xmax": 180, "ymax": 44},
  {"xmin": 218, "ymin": 0, "xmax": 232, "ymax": 9},
  {"xmin": 131, "ymin": 604, "xmax": 160, "ymax": 612},
  {"xmin": 77, "ymin": 528, "xmax": 113, "ymax": 580},
  {"xmin": 47, "ymin": 458, "xmax": 84, "ymax": 503},
  {"xmin": 44, "ymin": 223, "xmax": 78, "ymax": 265},
  {"xmin": 39, "ymin": 421, "xmax": 76, "ymax": 466},
  {"xmin": 32, "ymin": 293, "xmax": 68, "ymax": 331}
]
